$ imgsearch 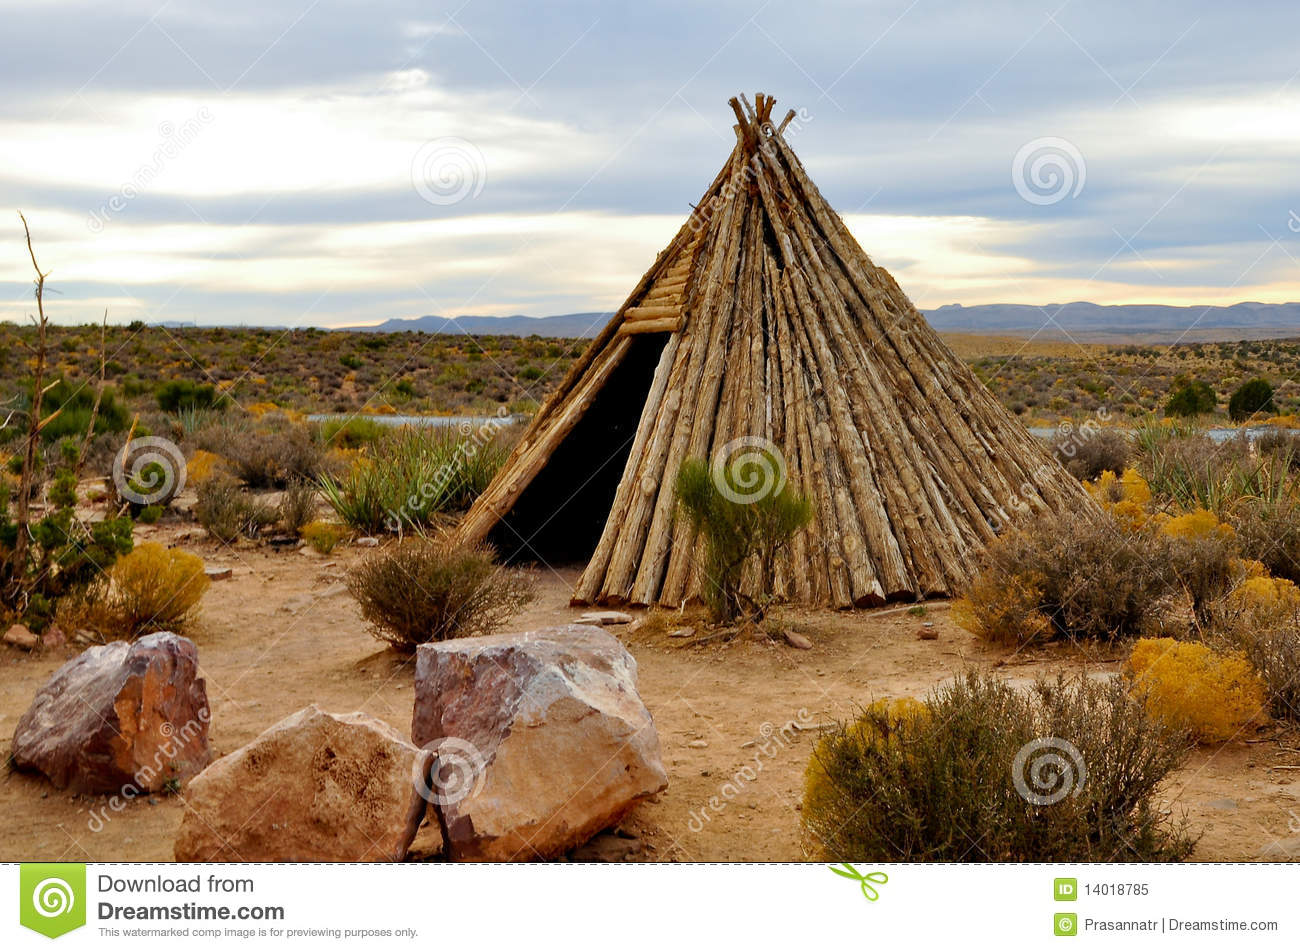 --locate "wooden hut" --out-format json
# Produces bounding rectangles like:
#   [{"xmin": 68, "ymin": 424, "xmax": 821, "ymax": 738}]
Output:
[{"xmin": 451, "ymin": 93, "xmax": 1095, "ymax": 608}]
